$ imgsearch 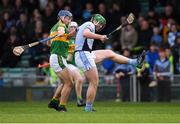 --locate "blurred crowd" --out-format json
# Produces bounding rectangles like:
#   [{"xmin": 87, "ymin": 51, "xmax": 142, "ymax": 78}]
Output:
[
  {"xmin": 0, "ymin": 0, "xmax": 179, "ymax": 68},
  {"xmin": 0, "ymin": 0, "xmax": 180, "ymax": 102}
]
